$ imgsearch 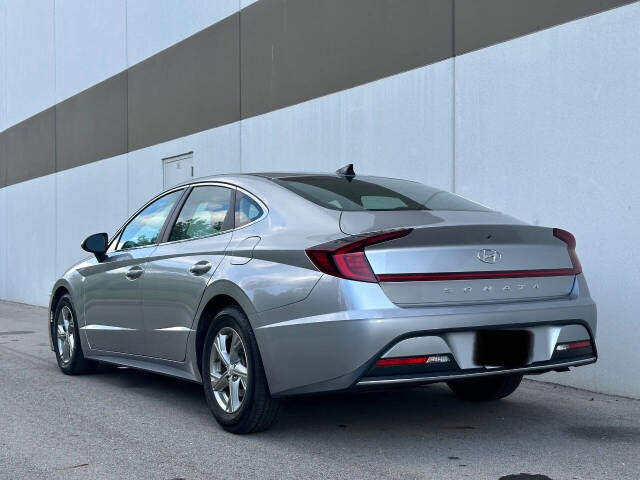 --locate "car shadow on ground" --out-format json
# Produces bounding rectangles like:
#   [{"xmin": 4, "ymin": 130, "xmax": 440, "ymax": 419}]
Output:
[
  {"xmin": 87, "ymin": 364, "xmax": 607, "ymax": 436},
  {"xmin": 71, "ymin": 363, "xmax": 640, "ymax": 479}
]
